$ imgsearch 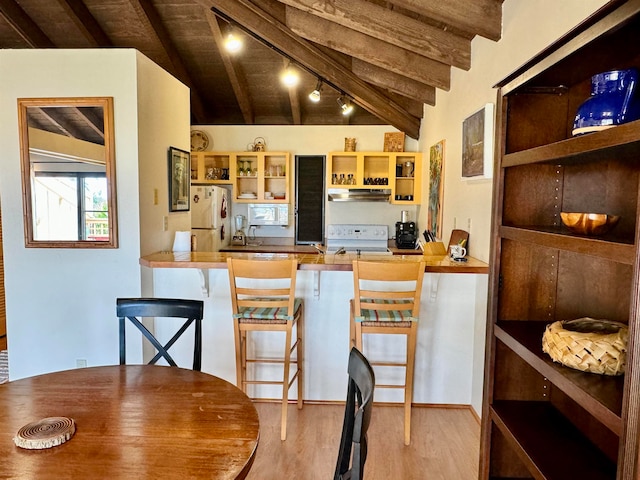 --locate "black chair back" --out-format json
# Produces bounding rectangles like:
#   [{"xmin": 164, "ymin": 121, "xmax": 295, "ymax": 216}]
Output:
[
  {"xmin": 335, "ymin": 347, "xmax": 375, "ymax": 480},
  {"xmin": 117, "ymin": 298, "xmax": 204, "ymax": 371}
]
